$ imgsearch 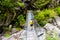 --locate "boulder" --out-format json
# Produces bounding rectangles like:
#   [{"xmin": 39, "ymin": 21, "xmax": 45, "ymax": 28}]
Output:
[
  {"xmin": 44, "ymin": 23, "xmax": 57, "ymax": 31},
  {"xmin": 54, "ymin": 16, "xmax": 60, "ymax": 28},
  {"xmin": 35, "ymin": 28, "xmax": 46, "ymax": 40},
  {"xmin": 7, "ymin": 30, "xmax": 26, "ymax": 40},
  {"xmin": 44, "ymin": 23, "xmax": 60, "ymax": 37}
]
